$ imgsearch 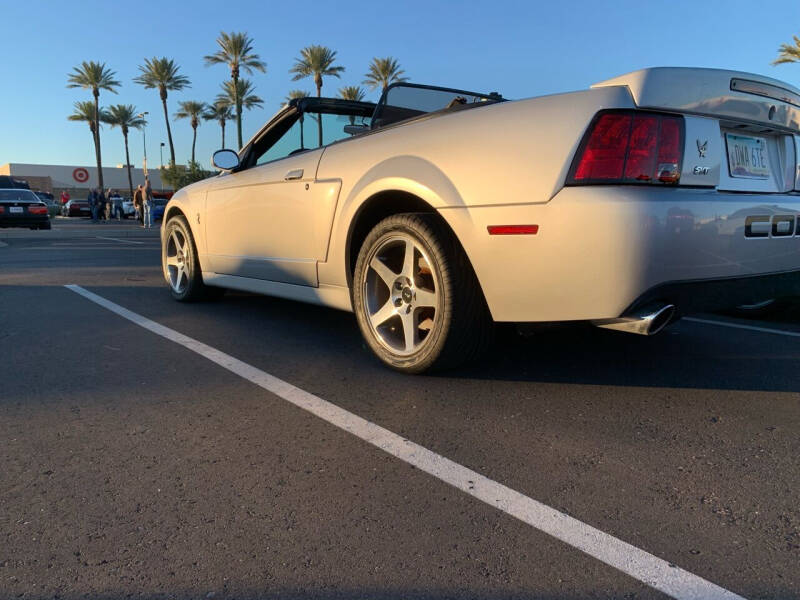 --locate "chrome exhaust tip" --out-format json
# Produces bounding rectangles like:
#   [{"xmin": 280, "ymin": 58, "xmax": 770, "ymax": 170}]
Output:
[{"xmin": 592, "ymin": 303, "xmax": 676, "ymax": 336}]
